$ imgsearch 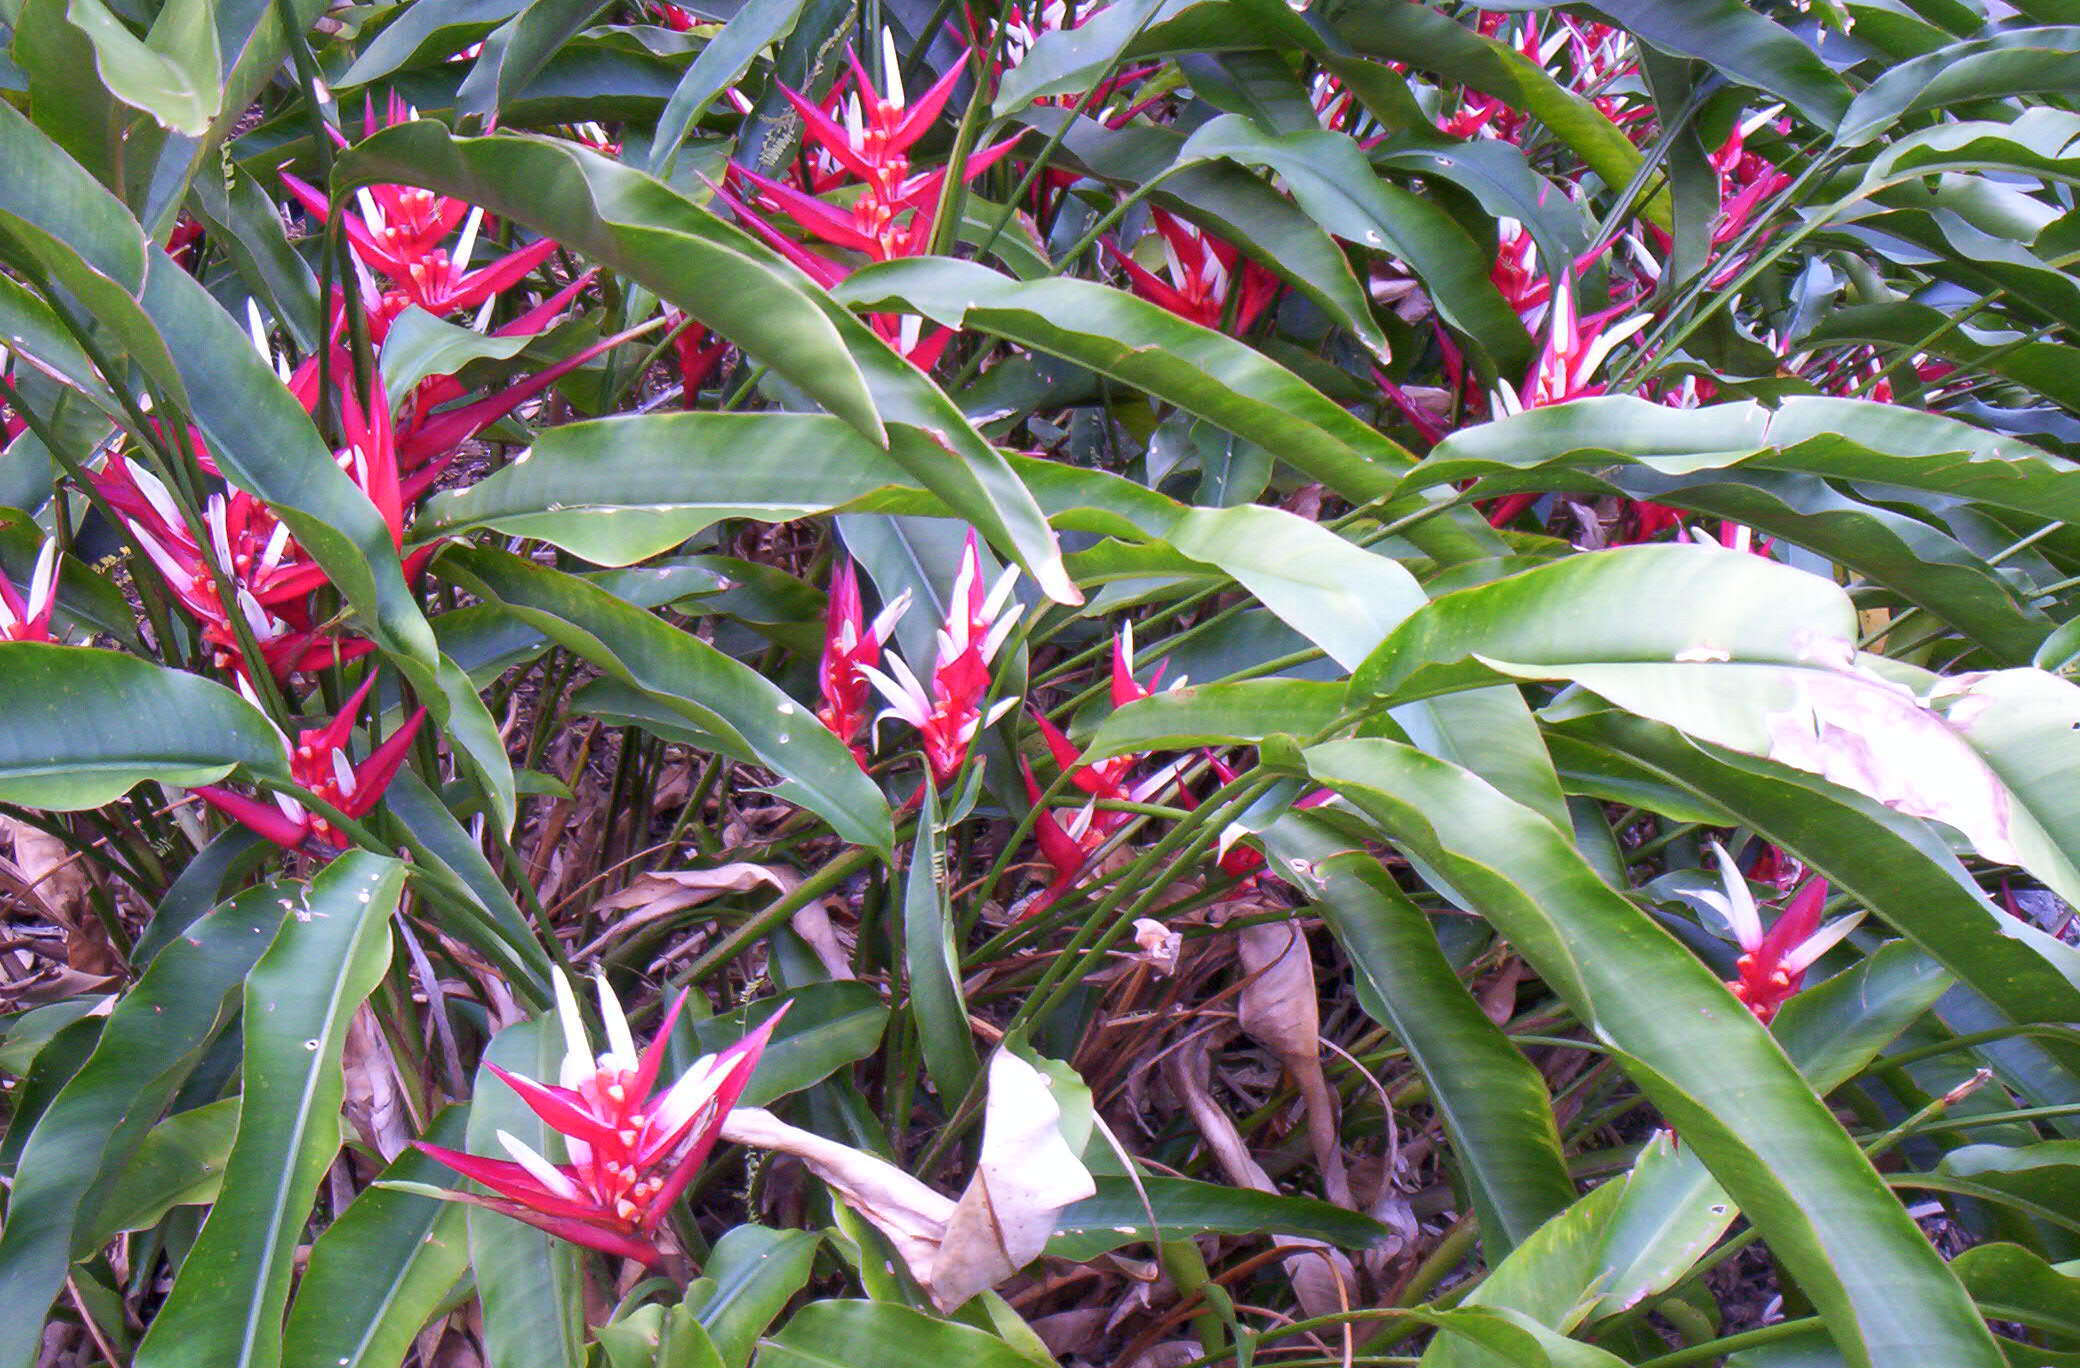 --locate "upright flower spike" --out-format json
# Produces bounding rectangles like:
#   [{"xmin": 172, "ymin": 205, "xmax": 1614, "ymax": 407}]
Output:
[
  {"xmin": 859, "ymin": 530, "xmax": 1021, "ymax": 785},
  {"xmin": 1691, "ymin": 841, "xmax": 1865, "ymax": 1024},
  {"xmin": 1103, "ymin": 208, "xmax": 1279, "ymax": 334},
  {"xmin": 416, "ymin": 971, "xmax": 783, "ymax": 1269},
  {"xmin": 0, "ymin": 536, "xmax": 59, "ymax": 642},
  {"xmin": 193, "ymin": 673, "xmax": 425, "ymax": 852},
  {"xmin": 815, "ymin": 560, "xmax": 911, "ymax": 767}
]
